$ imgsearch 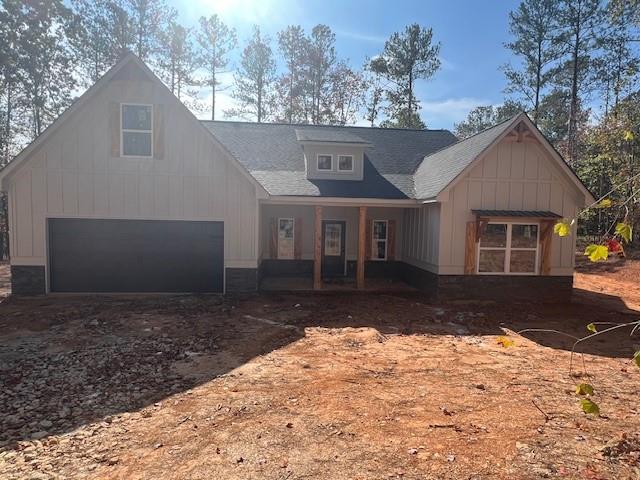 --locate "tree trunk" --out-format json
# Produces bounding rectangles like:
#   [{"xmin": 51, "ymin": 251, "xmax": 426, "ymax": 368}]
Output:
[
  {"xmin": 568, "ymin": 26, "xmax": 581, "ymax": 166},
  {"xmin": 534, "ymin": 41, "xmax": 542, "ymax": 124},
  {"xmin": 4, "ymin": 82, "xmax": 12, "ymax": 165}
]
